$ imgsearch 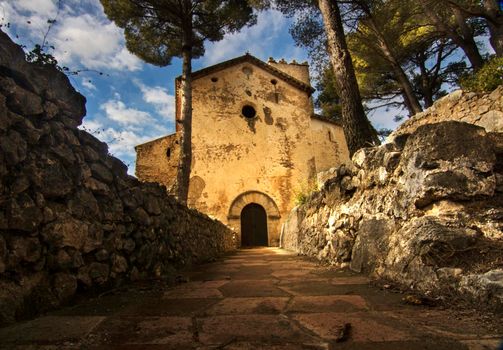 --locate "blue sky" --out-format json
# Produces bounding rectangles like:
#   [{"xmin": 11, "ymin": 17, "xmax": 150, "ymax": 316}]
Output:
[{"xmin": 1, "ymin": 0, "xmax": 415, "ymax": 174}]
